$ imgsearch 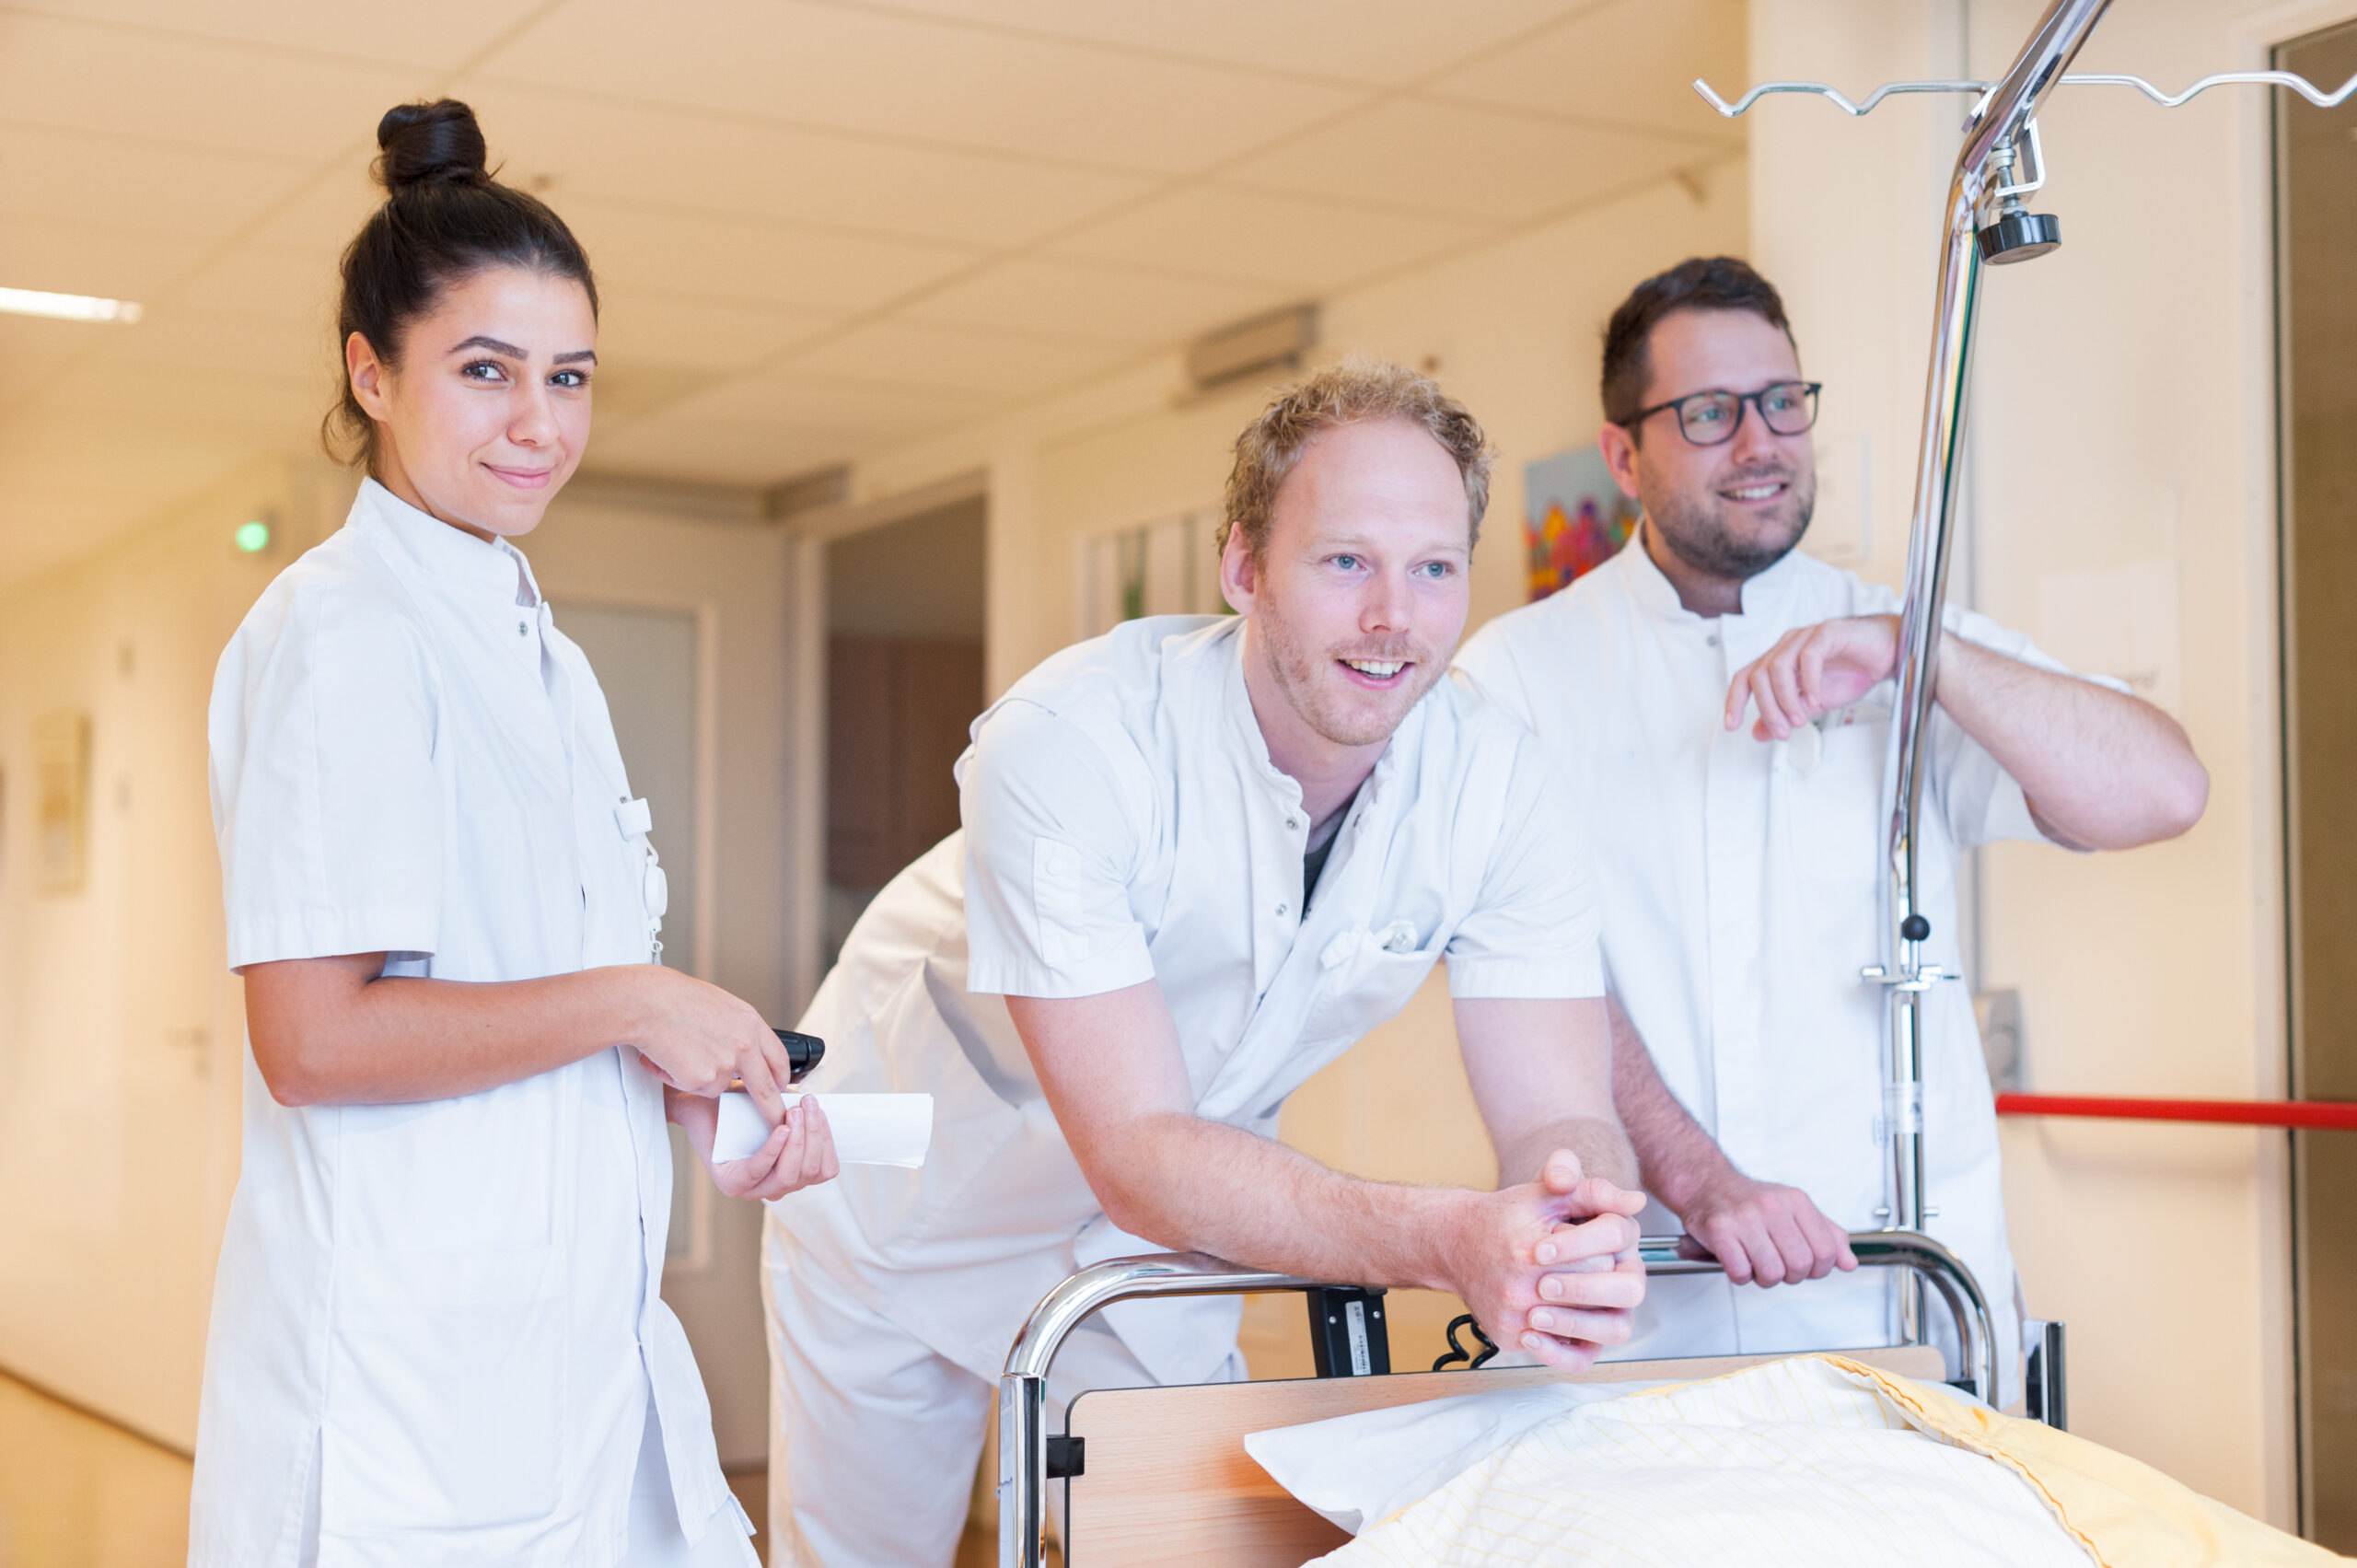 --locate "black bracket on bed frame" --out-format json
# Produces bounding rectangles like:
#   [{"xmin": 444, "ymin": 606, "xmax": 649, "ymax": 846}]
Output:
[
  {"xmin": 1306, "ymin": 1285, "xmax": 1390, "ymax": 1376},
  {"xmin": 1044, "ymin": 1434, "xmax": 1086, "ymax": 1480},
  {"xmin": 2025, "ymin": 1319, "xmax": 2066, "ymax": 1430}
]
